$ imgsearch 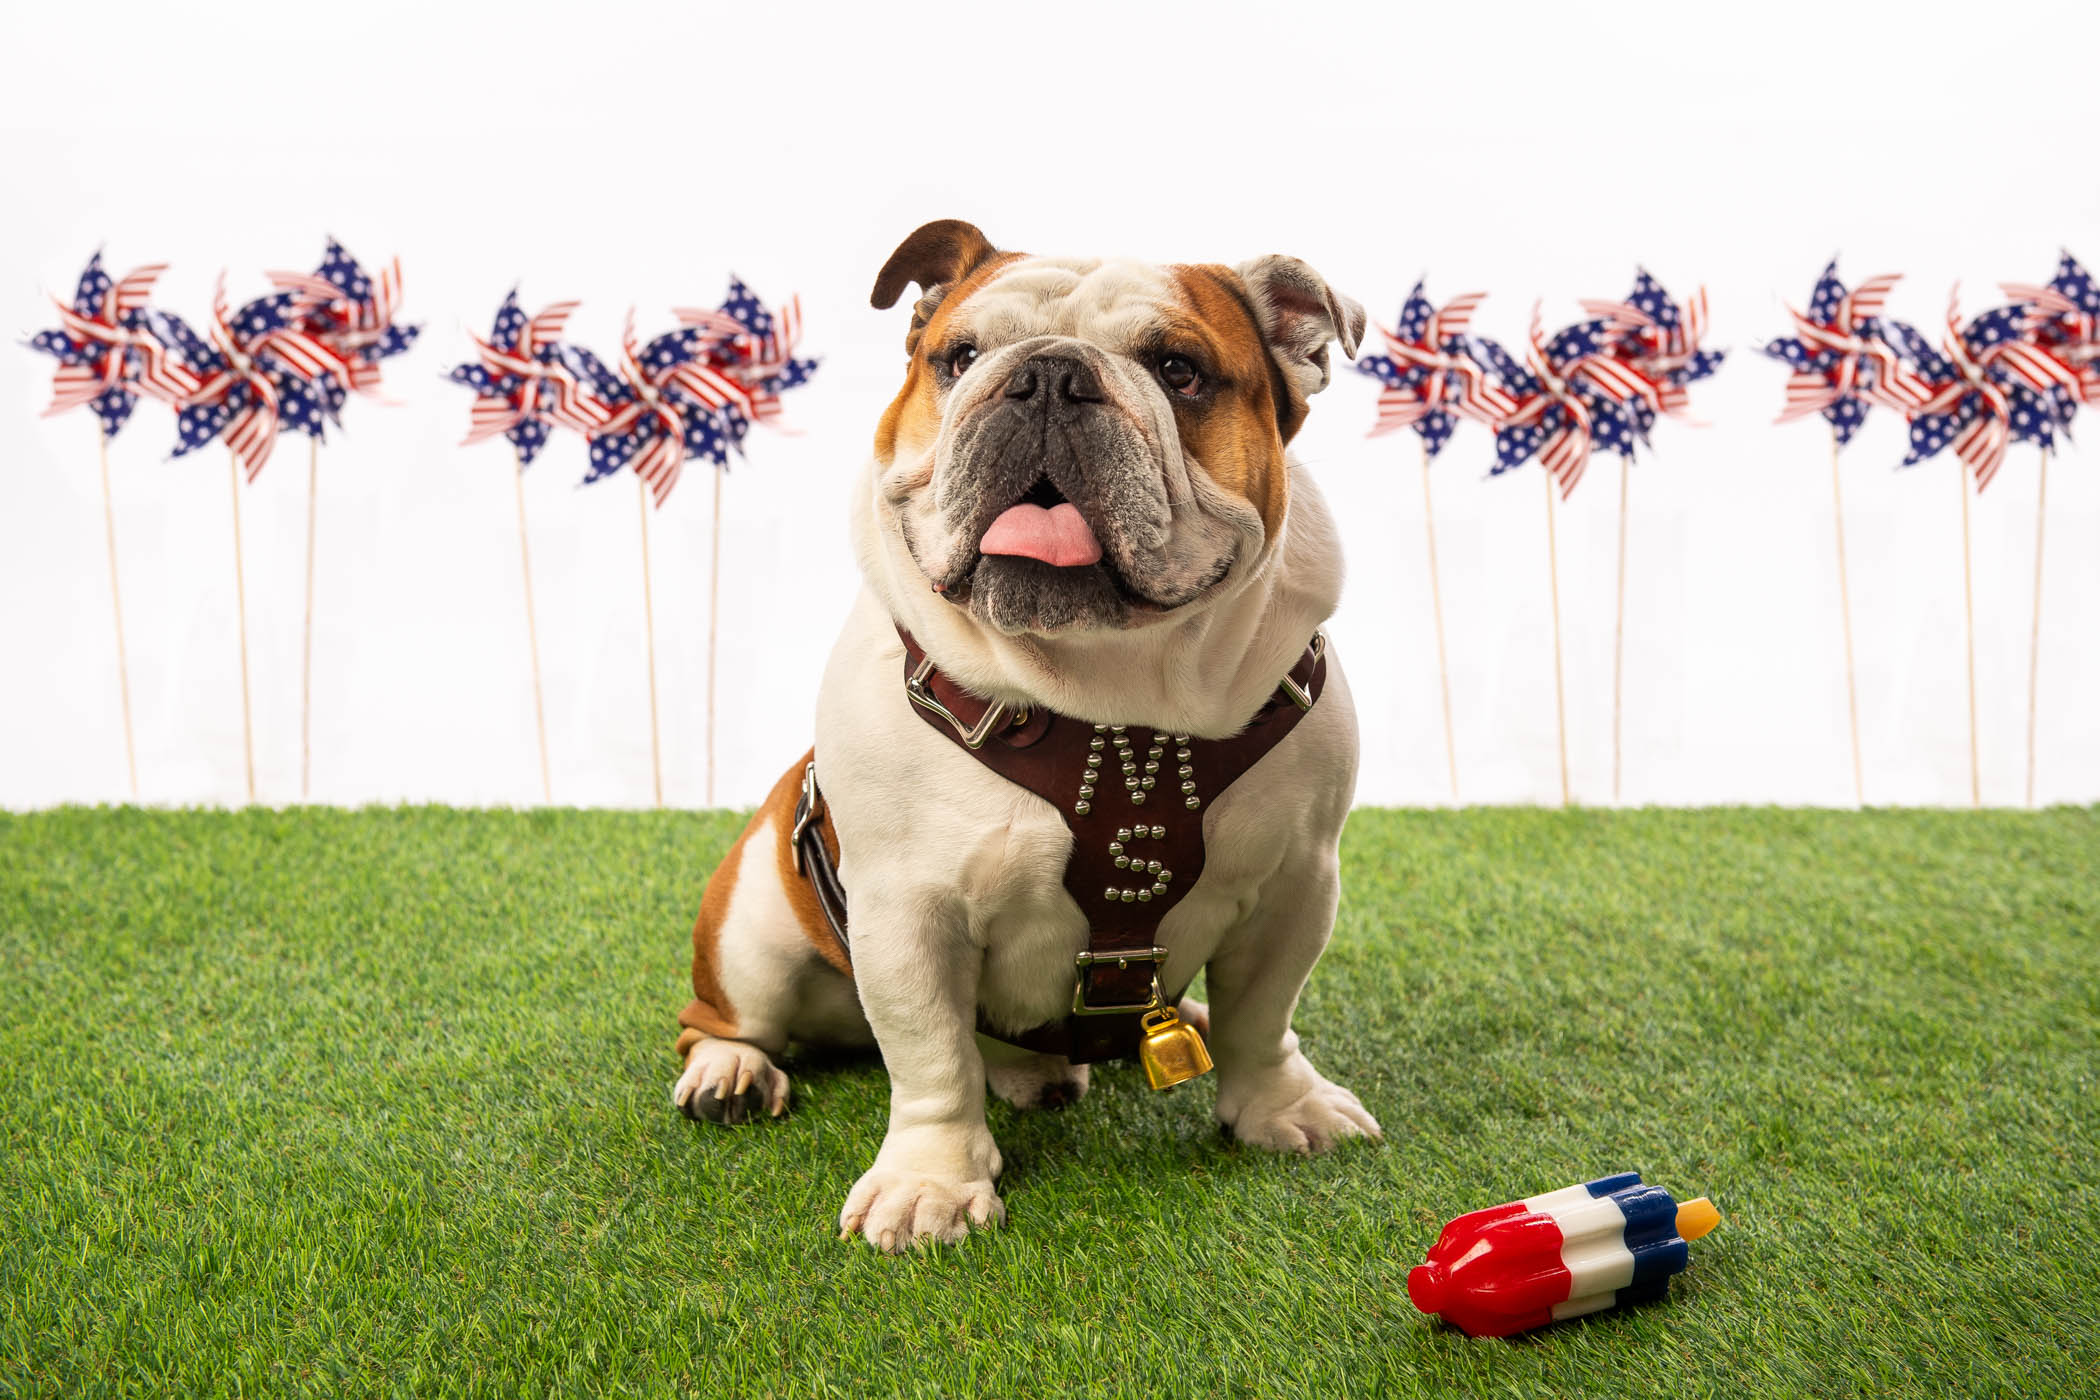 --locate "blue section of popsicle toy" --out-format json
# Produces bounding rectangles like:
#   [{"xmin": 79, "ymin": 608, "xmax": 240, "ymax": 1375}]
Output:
[
  {"xmin": 1611, "ymin": 1184, "xmax": 1693, "ymax": 1287},
  {"xmin": 1583, "ymin": 1172, "xmax": 1643, "ymax": 1198}
]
